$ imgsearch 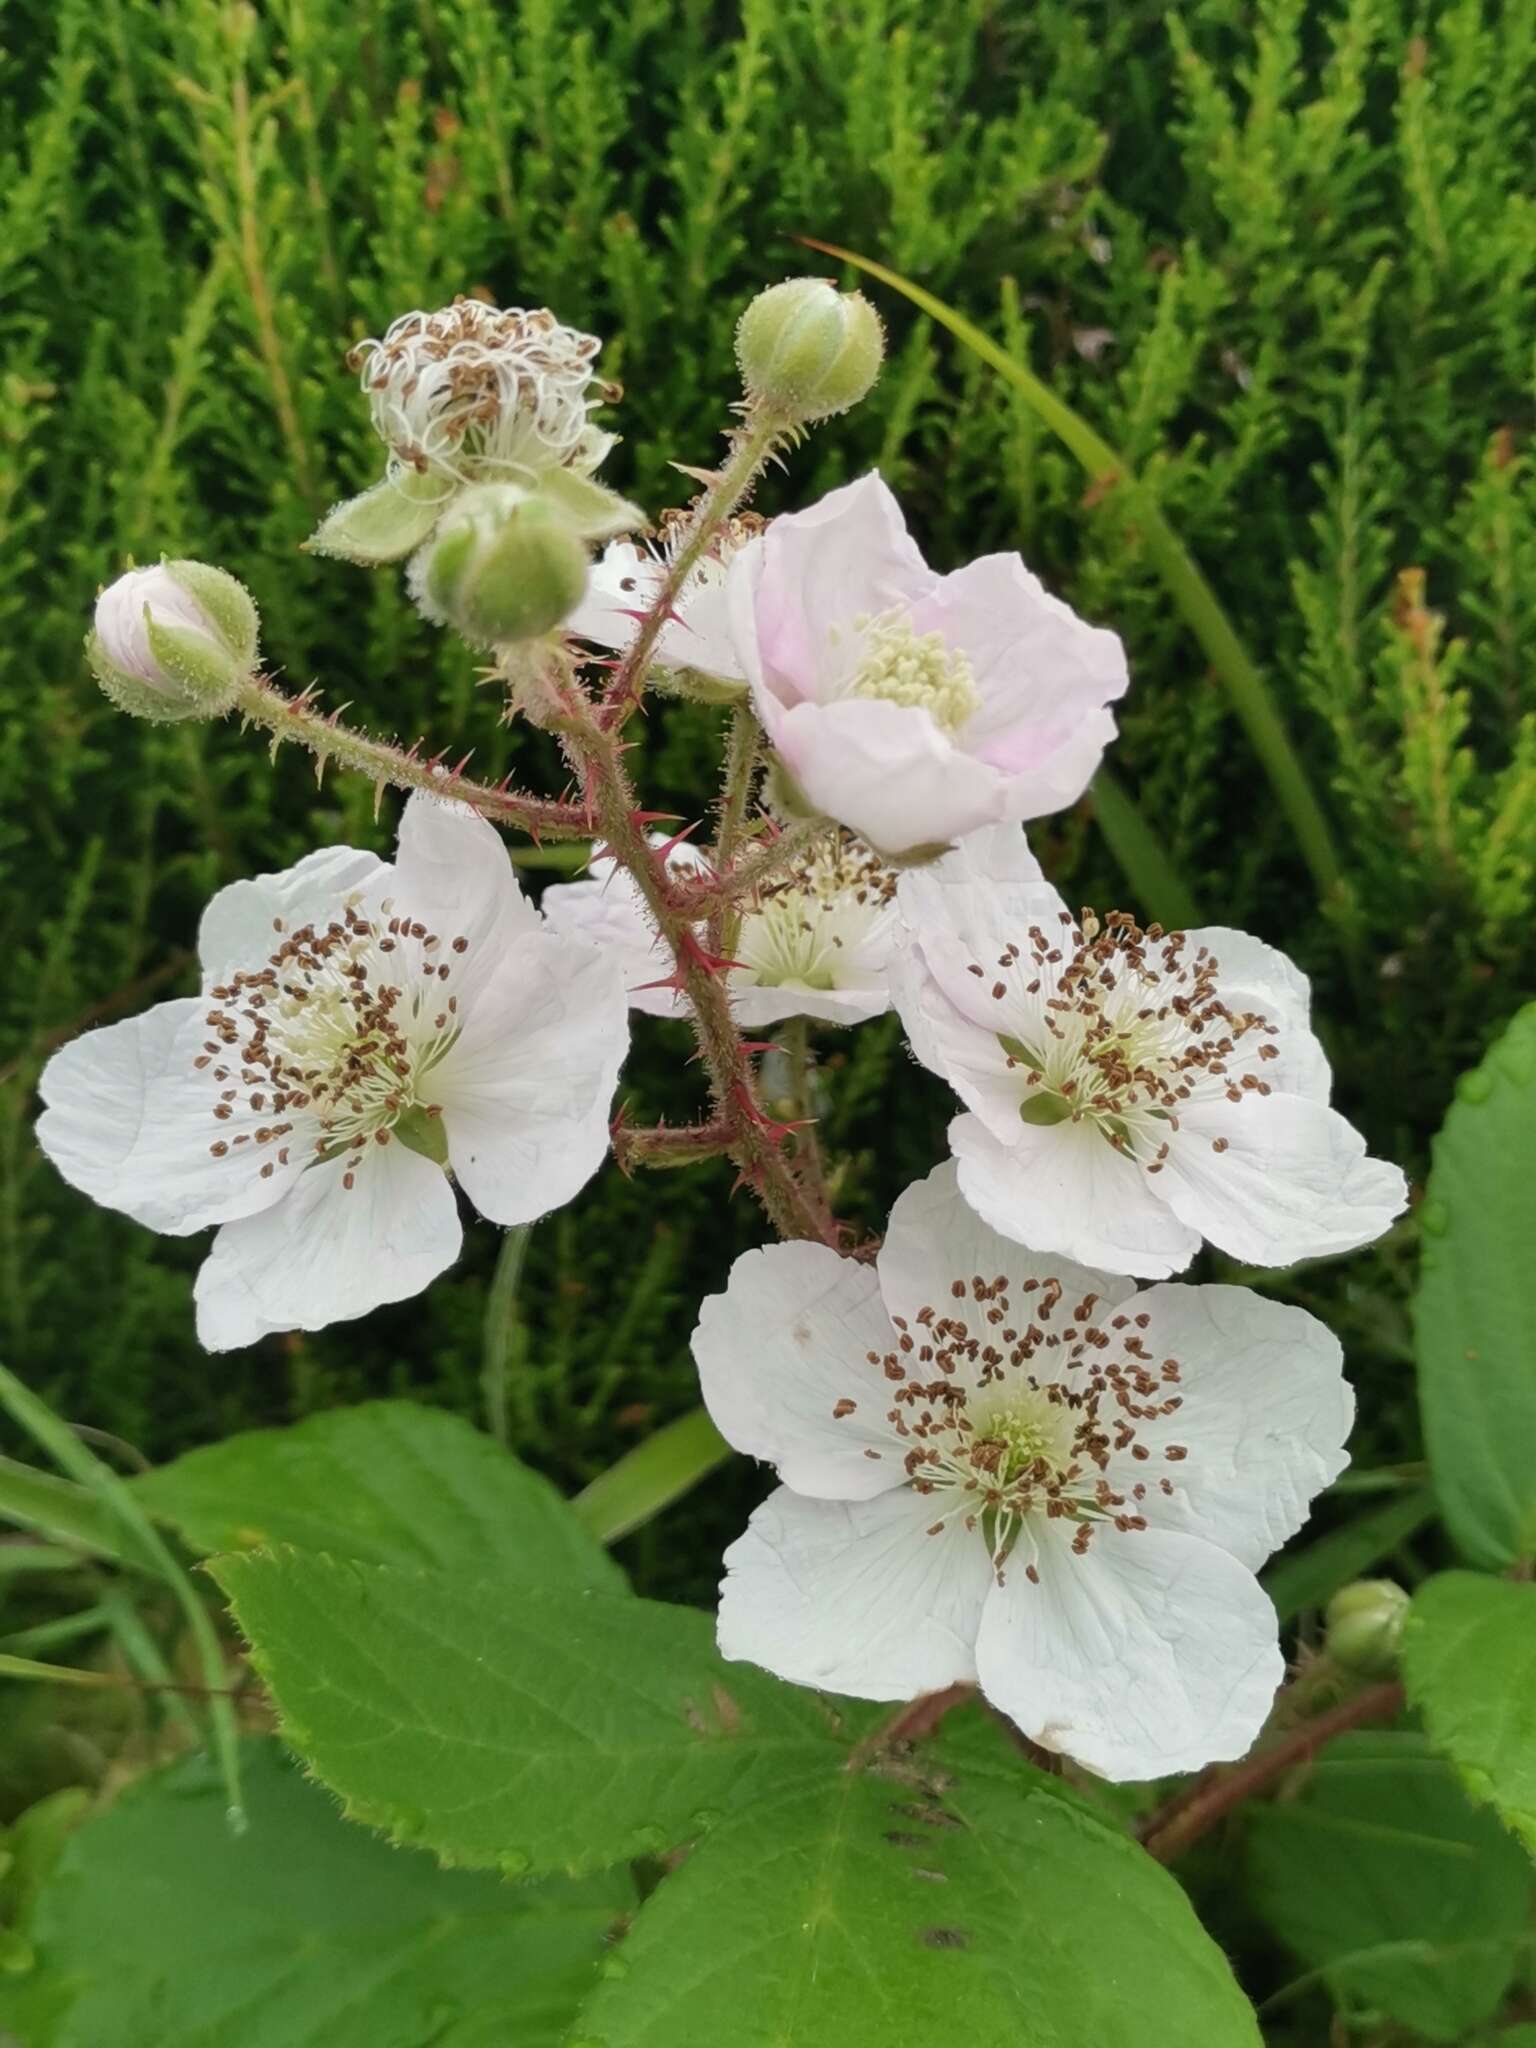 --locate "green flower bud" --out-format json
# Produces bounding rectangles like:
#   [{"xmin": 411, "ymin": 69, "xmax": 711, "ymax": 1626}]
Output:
[
  {"xmin": 87, "ymin": 561, "xmax": 258, "ymax": 722},
  {"xmin": 735, "ymin": 277, "xmax": 885, "ymax": 425},
  {"xmin": 1325, "ymin": 1578, "xmax": 1410, "ymax": 1677},
  {"xmin": 409, "ymin": 484, "xmax": 591, "ymax": 647}
]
